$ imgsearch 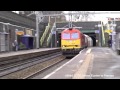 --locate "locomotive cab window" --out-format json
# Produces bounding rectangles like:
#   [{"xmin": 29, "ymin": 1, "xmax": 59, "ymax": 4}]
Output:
[
  {"xmin": 62, "ymin": 33, "xmax": 70, "ymax": 39},
  {"xmin": 71, "ymin": 33, "xmax": 79, "ymax": 39}
]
